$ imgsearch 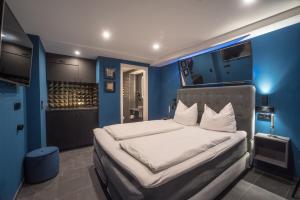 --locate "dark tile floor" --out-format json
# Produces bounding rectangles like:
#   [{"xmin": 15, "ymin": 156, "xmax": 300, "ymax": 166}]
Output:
[
  {"xmin": 221, "ymin": 169, "xmax": 298, "ymax": 200},
  {"xmin": 17, "ymin": 146, "xmax": 300, "ymax": 200},
  {"xmin": 17, "ymin": 147, "xmax": 106, "ymax": 200}
]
